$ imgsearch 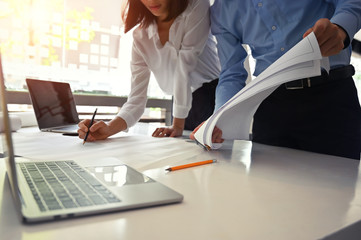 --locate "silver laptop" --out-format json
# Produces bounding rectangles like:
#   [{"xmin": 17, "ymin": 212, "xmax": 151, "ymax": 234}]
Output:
[
  {"xmin": 26, "ymin": 78, "xmax": 80, "ymax": 134},
  {"xmin": 0, "ymin": 54, "xmax": 183, "ymax": 223}
]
